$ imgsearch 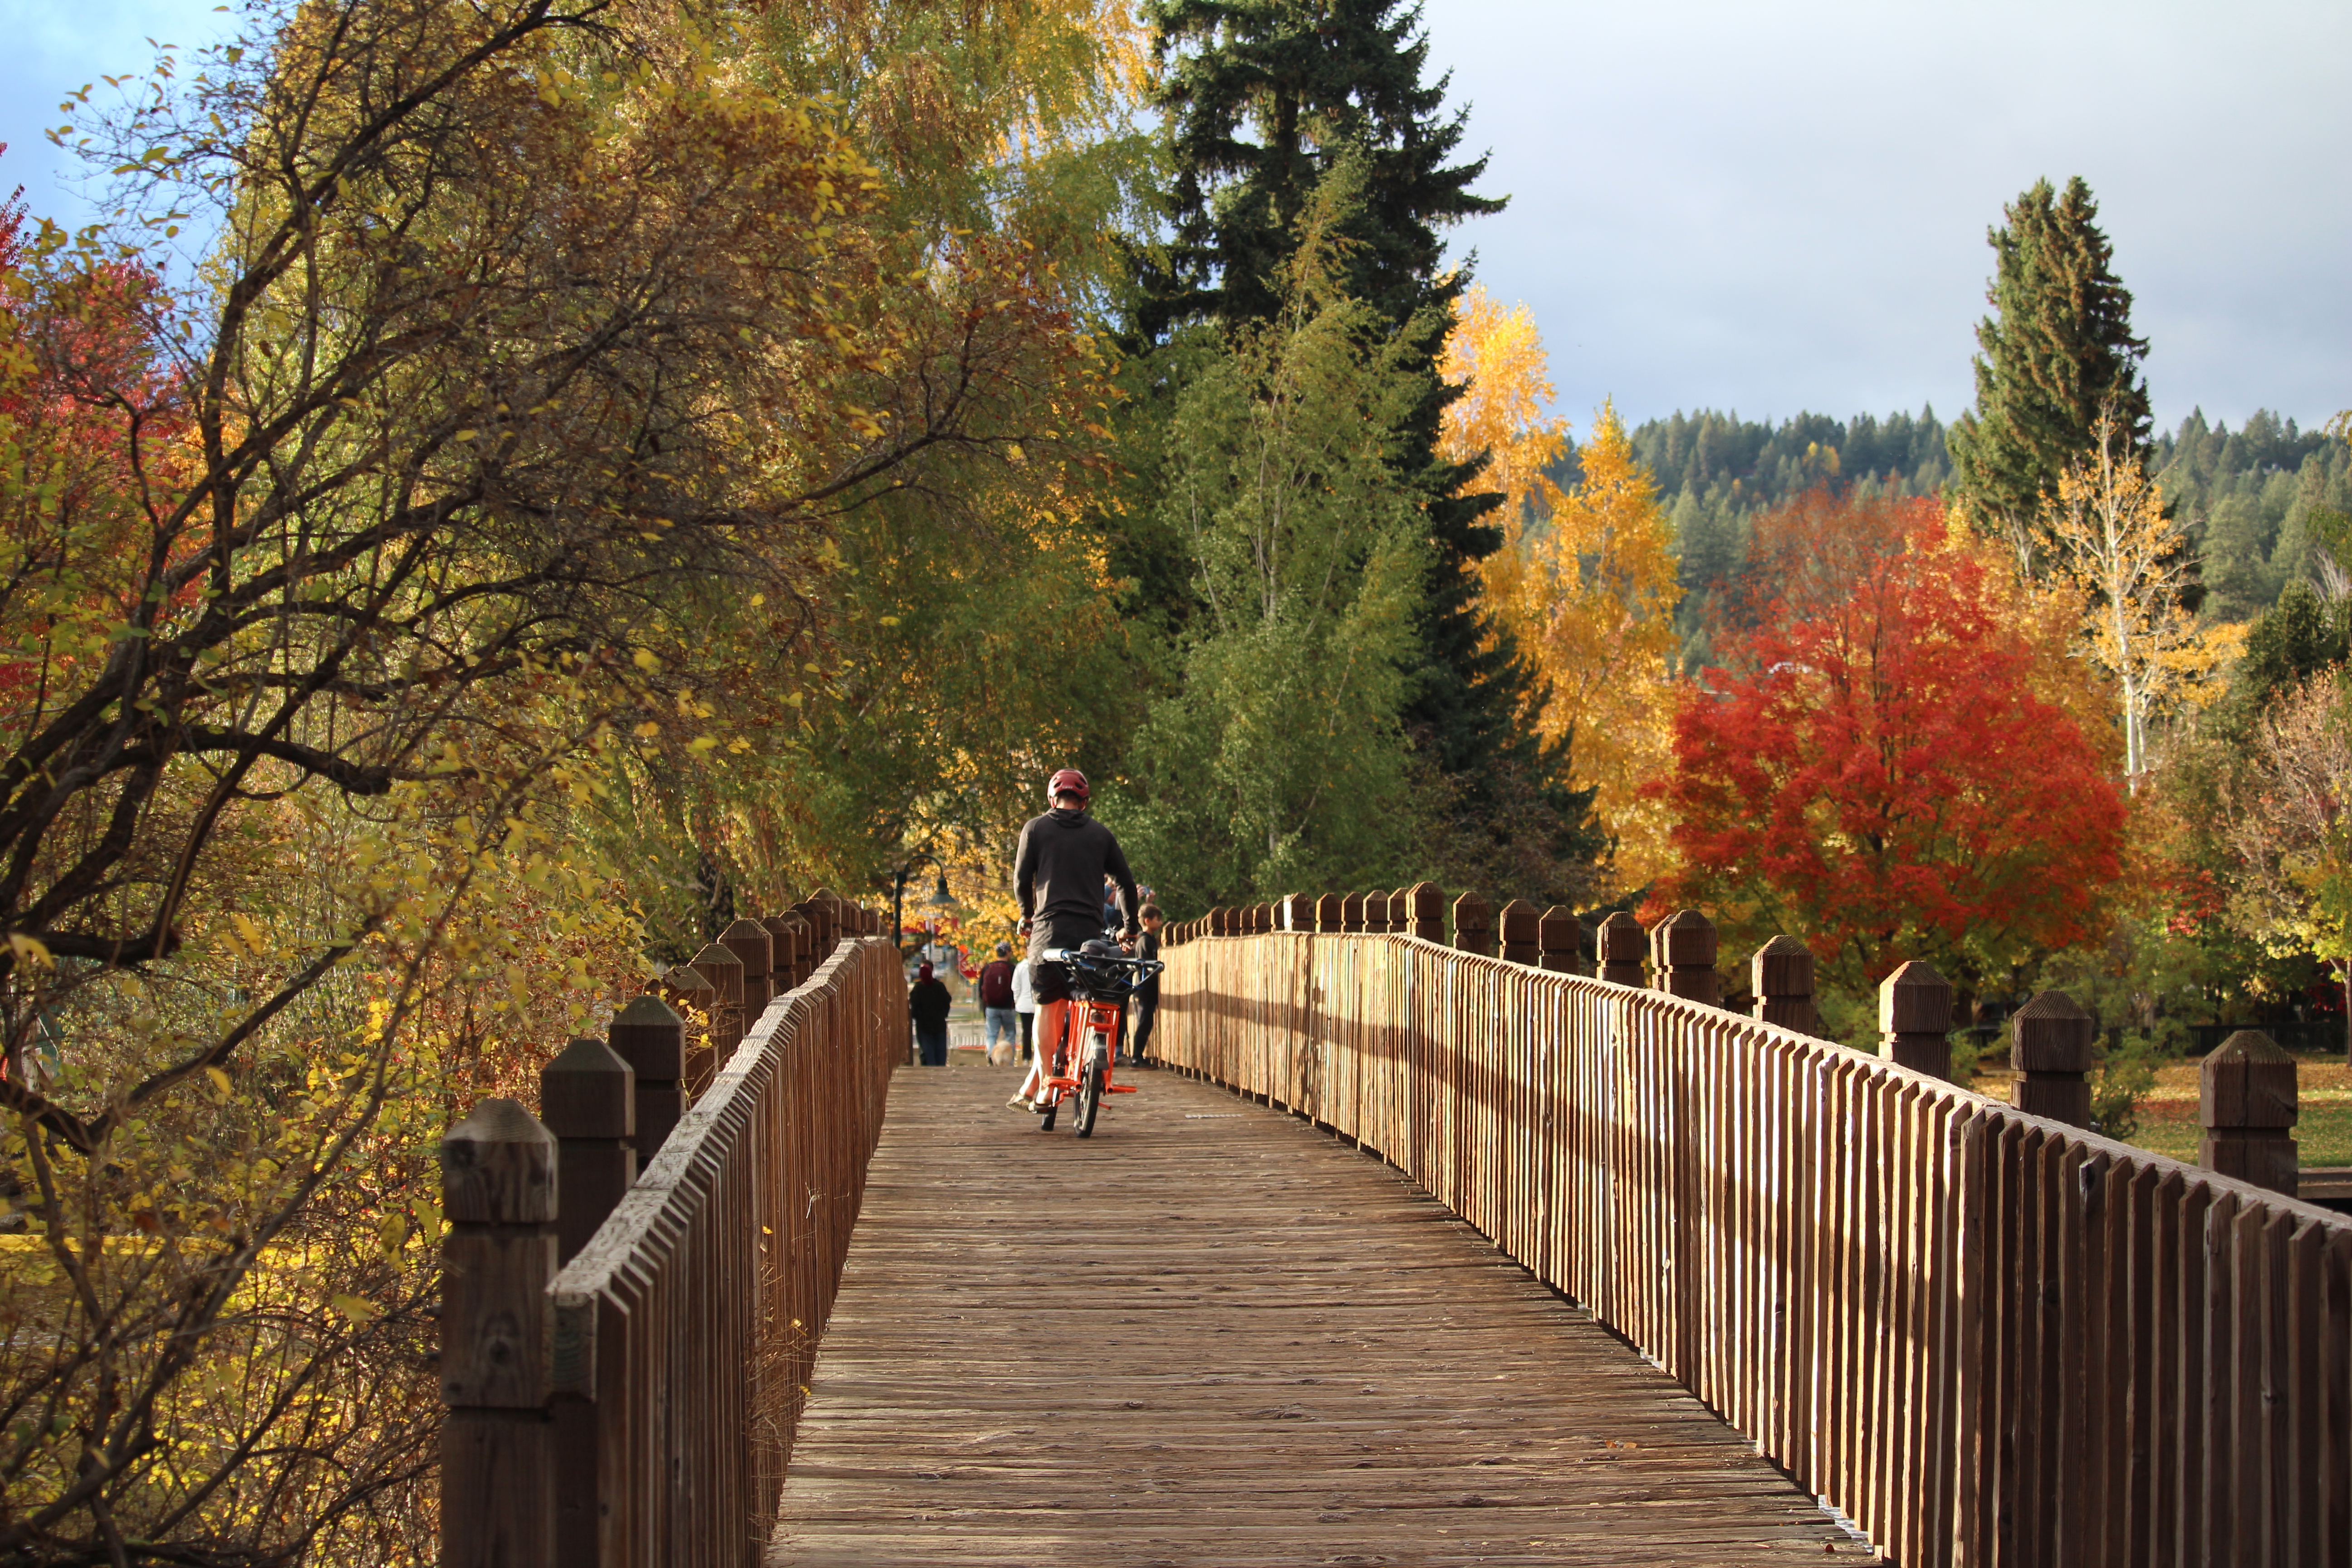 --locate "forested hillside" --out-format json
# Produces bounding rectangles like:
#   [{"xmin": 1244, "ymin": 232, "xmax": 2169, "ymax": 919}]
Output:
[
  {"xmin": 2156, "ymin": 410, "xmax": 2352, "ymax": 620},
  {"xmin": 1574, "ymin": 406, "xmax": 2350, "ymax": 659}
]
